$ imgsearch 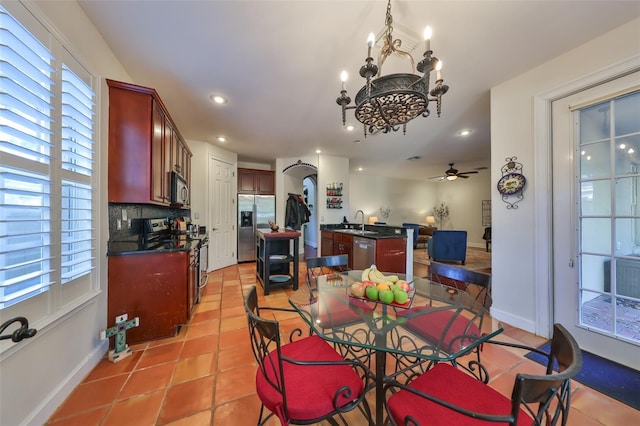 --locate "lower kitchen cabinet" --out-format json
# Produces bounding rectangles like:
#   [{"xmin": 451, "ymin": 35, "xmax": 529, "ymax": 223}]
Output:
[
  {"xmin": 108, "ymin": 251, "xmax": 191, "ymax": 345},
  {"xmin": 375, "ymin": 238, "xmax": 406, "ymax": 273}
]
